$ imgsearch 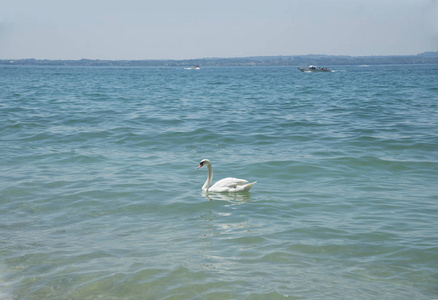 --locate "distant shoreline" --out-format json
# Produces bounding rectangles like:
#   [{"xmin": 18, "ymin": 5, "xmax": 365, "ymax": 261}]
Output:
[{"xmin": 1, "ymin": 52, "xmax": 438, "ymax": 67}]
